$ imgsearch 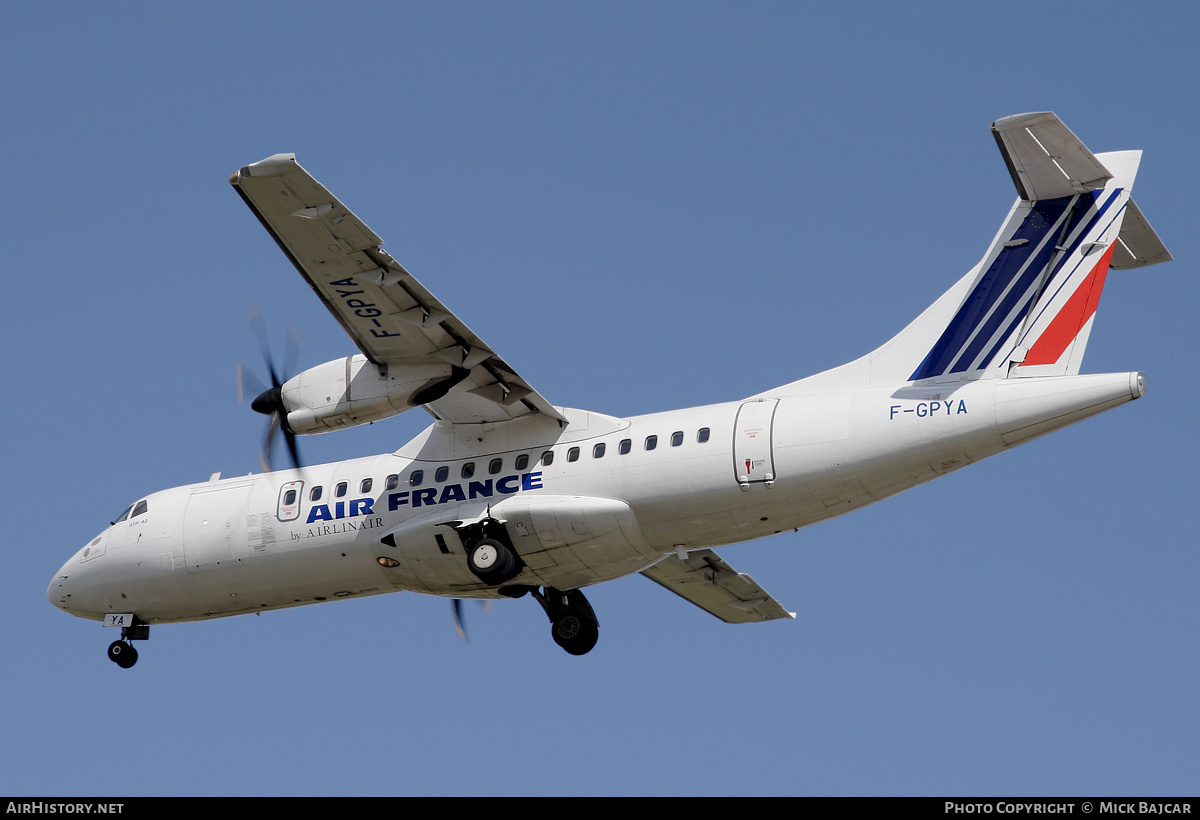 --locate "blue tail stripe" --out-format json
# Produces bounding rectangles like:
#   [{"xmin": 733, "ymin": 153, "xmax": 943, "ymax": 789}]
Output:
[
  {"xmin": 909, "ymin": 196, "xmax": 1073, "ymax": 381},
  {"xmin": 1012, "ymin": 190, "xmax": 1123, "ymax": 341},
  {"xmin": 950, "ymin": 196, "xmax": 1099, "ymax": 373},
  {"xmin": 974, "ymin": 189, "xmax": 1119, "ymax": 370}
]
